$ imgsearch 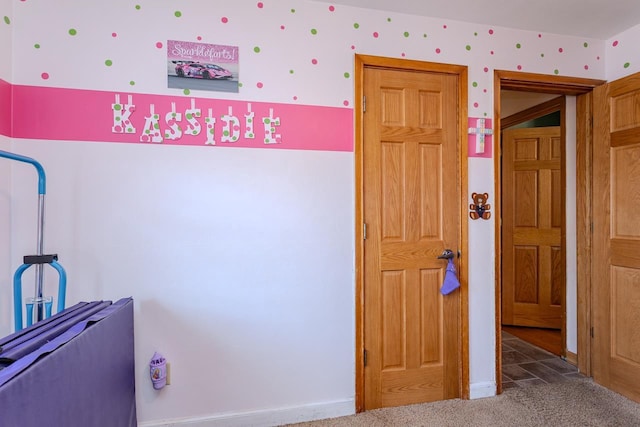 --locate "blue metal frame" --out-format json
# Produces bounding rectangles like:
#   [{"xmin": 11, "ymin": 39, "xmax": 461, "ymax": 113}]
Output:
[{"xmin": 1, "ymin": 150, "xmax": 68, "ymax": 331}]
